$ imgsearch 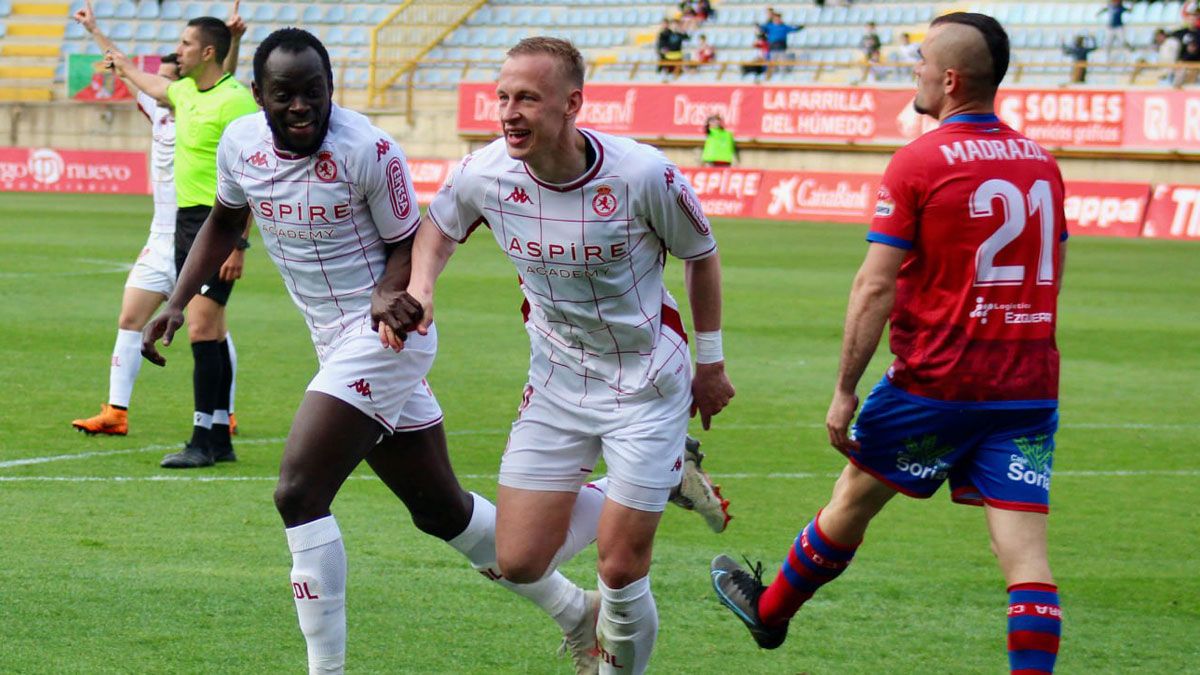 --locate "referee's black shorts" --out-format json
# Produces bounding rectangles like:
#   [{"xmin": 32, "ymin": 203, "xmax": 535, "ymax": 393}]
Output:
[{"xmin": 175, "ymin": 204, "xmax": 235, "ymax": 306}]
